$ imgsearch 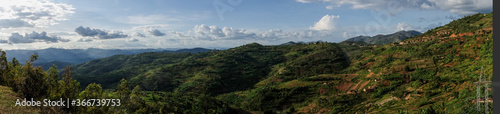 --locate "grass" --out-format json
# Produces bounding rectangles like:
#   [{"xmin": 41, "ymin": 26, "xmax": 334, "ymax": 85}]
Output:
[{"xmin": 0, "ymin": 85, "xmax": 43, "ymax": 114}]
